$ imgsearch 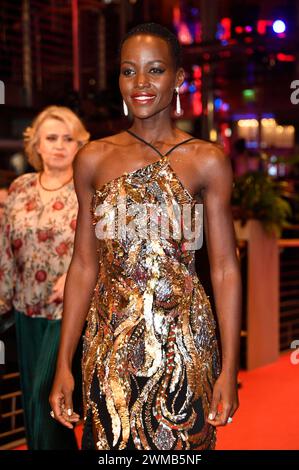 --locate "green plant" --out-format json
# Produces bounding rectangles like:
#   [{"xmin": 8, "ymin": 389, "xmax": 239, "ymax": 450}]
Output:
[{"xmin": 232, "ymin": 171, "xmax": 292, "ymax": 237}]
